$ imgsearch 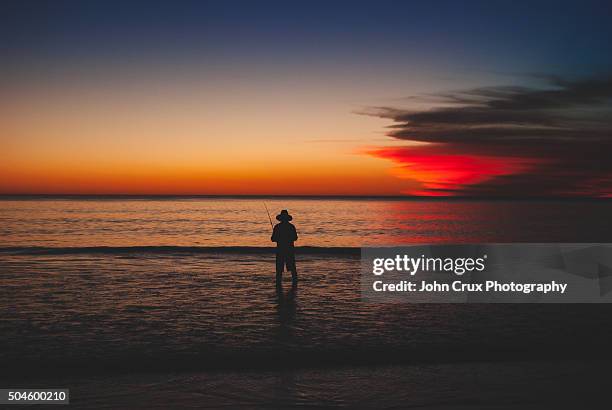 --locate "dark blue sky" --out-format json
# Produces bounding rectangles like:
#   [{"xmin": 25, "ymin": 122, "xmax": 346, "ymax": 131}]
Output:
[{"xmin": 3, "ymin": 0, "xmax": 612, "ymax": 78}]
